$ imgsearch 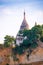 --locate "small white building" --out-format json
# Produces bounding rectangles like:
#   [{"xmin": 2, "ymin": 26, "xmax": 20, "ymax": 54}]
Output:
[{"xmin": 16, "ymin": 12, "xmax": 29, "ymax": 45}]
